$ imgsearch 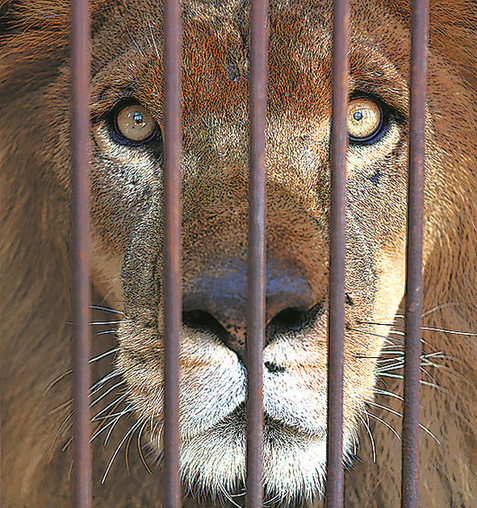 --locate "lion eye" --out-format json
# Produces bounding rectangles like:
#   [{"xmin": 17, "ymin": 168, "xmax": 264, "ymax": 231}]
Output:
[
  {"xmin": 112, "ymin": 103, "xmax": 160, "ymax": 145},
  {"xmin": 348, "ymin": 98, "xmax": 383, "ymax": 142}
]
